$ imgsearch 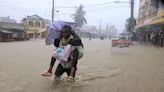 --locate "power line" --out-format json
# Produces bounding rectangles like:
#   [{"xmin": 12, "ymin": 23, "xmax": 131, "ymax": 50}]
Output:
[
  {"xmin": 50, "ymin": 6, "xmax": 130, "ymax": 15},
  {"xmin": 0, "ymin": 0, "xmax": 51, "ymax": 13},
  {"xmin": 0, "ymin": 1, "xmax": 51, "ymax": 17},
  {"xmin": 87, "ymin": 6, "xmax": 130, "ymax": 13},
  {"xmin": 52, "ymin": 1, "xmax": 115, "ymax": 8},
  {"xmin": 0, "ymin": 0, "xmax": 133, "ymax": 11},
  {"xmin": 84, "ymin": 1, "xmax": 115, "ymax": 7},
  {"xmin": 55, "ymin": 1, "xmax": 136, "ymax": 9},
  {"xmin": 0, "ymin": 1, "xmax": 113, "ymax": 9},
  {"xmin": 0, "ymin": 0, "xmax": 132, "ymax": 19},
  {"xmin": 0, "ymin": 1, "xmax": 129, "ymax": 14},
  {"xmin": 0, "ymin": 3, "xmax": 32, "ymax": 14},
  {"xmin": 0, "ymin": 2, "xmax": 48, "ymax": 20},
  {"xmin": 51, "ymin": 1, "xmax": 131, "ymax": 9}
]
